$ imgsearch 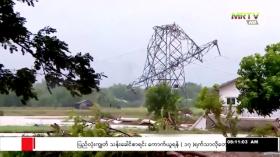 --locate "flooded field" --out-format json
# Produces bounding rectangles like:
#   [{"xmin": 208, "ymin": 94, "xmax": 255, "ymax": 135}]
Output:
[{"xmin": 0, "ymin": 116, "xmax": 150, "ymax": 130}]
